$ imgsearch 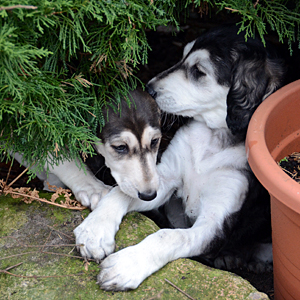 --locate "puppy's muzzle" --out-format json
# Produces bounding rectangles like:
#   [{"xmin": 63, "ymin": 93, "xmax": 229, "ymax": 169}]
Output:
[
  {"xmin": 138, "ymin": 190, "xmax": 157, "ymax": 201},
  {"xmin": 145, "ymin": 84, "xmax": 157, "ymax": 99}
]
